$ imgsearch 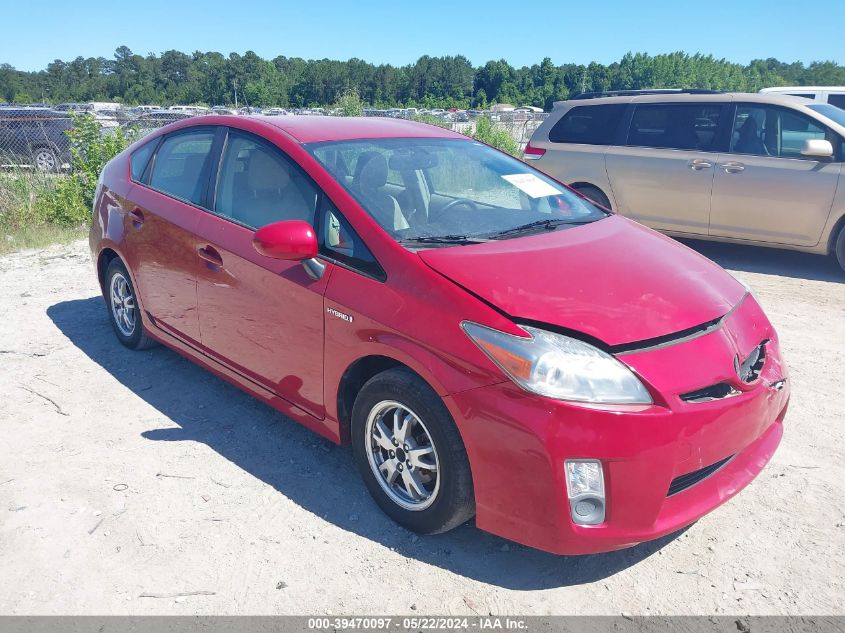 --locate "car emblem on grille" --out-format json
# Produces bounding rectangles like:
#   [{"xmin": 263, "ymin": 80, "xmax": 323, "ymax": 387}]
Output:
[{"xmin": 734, "ymin": 341, "xmax": 766, "ymax": 384}]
